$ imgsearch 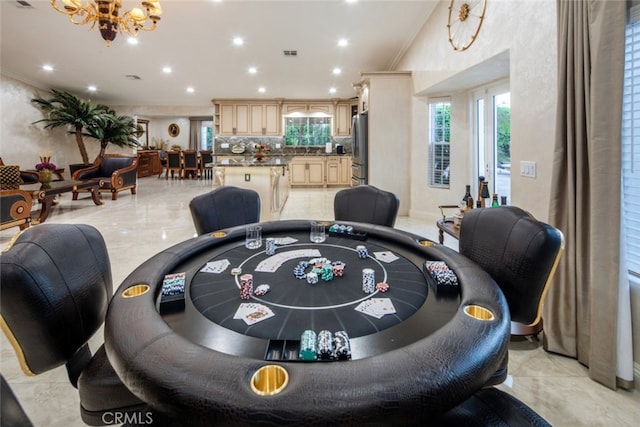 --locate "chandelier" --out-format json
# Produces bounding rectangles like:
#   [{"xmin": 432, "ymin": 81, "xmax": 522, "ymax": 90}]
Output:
[{"xmin": 50, "ymin": 0, "xmax": 163, "ymax": 46}]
